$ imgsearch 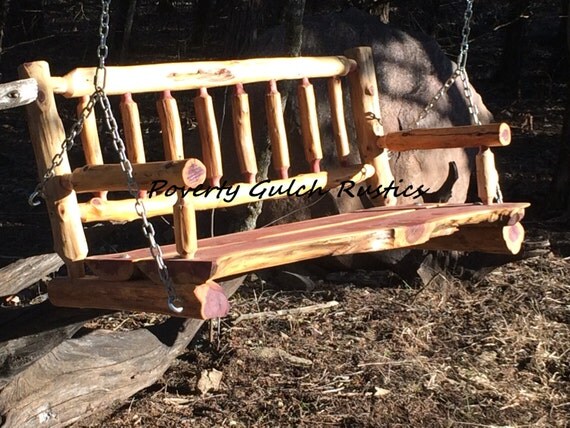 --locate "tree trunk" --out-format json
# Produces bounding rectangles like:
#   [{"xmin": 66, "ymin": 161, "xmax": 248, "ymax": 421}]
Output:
[
  {"xmin": 499, "ymin": 0, "xmax": 531, "ymax": 97},
  {"xmin": 551, "ymin": 0, "xmax": 570, "ymax": 213},
  {"xmin": 0, "ymin": 0, "xmax": 10, "ymax": 57}
]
